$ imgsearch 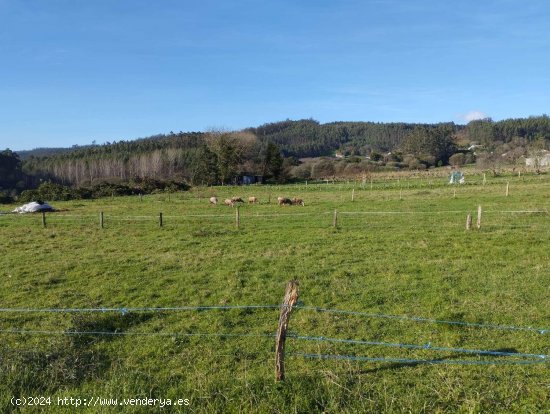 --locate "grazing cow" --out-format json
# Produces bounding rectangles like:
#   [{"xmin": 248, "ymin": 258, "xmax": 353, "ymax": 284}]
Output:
[
  {"xmin": 224, "ymin": 198, "xmax": 235, "ymax": 207},
  {"xmin": 209, "ymin": 196, "xmax": 218, "ymax": 205},
  {"xmin": 277, "ymin": 197, "xmax": 292, "ymax": 206},
  {"xmin": 292, "ymin": 197, "xmax": 305, "ymax": 206},
  {"xmin": 248, "ymin": 196, "xmax": 258, "ymax": 204},
  {"xmin": 231, "ymin": 197, "xmax": 244, "ymax": 203}
]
